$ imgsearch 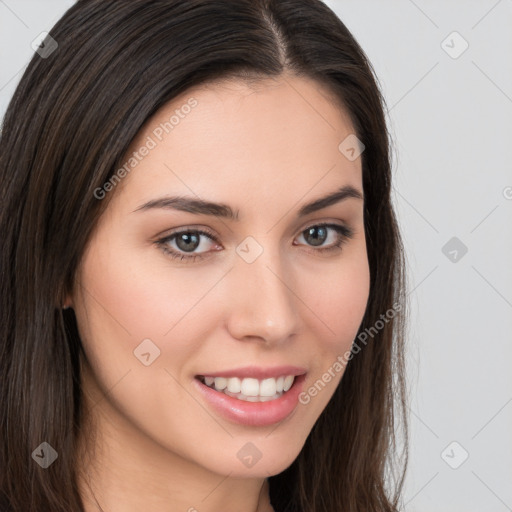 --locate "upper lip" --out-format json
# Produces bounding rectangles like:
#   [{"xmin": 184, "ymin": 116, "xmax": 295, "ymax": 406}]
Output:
[{"xmin": 196, "ymin": 365, "xmax": 307, "ymax": 380}]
